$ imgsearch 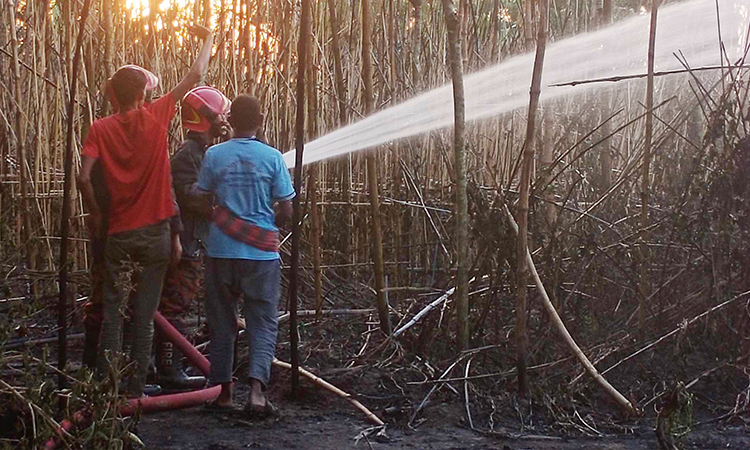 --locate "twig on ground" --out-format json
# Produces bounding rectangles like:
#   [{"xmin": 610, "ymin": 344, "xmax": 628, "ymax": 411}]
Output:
[
  {"xmin": 464, "ymin": 357, "xmax": 474, "ymax": 430},
  {"xmin": 272, "ymin": 358, "xmax": 384, "ymax": 425},
  {"xmin": 408, "ymin": 354, "xmax": 469, "ymax": 427}
]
